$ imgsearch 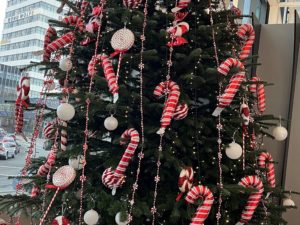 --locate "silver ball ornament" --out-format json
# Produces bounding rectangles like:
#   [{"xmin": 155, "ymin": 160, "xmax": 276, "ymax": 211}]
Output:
[
  {"xmin": 272, "ymin": 126, "xmax": 288, "ymax": 141},
  {"xmin": 59, "ymin": 58, "xmax": 73, "ymax": 71},
  {"xmin": 83, "ymin": 209, "xmax": 99, "ymax": 225},
  {"xmin": 225, "ymin": 142, "xmax": 243, "ymax": 160},
  {"xmin": 57, "ymin": 103, "xmax": 75, "ymax": 121},
  {"xmin": 104, "ymin": 115, "xmax": 118, "ymax": 131}
]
